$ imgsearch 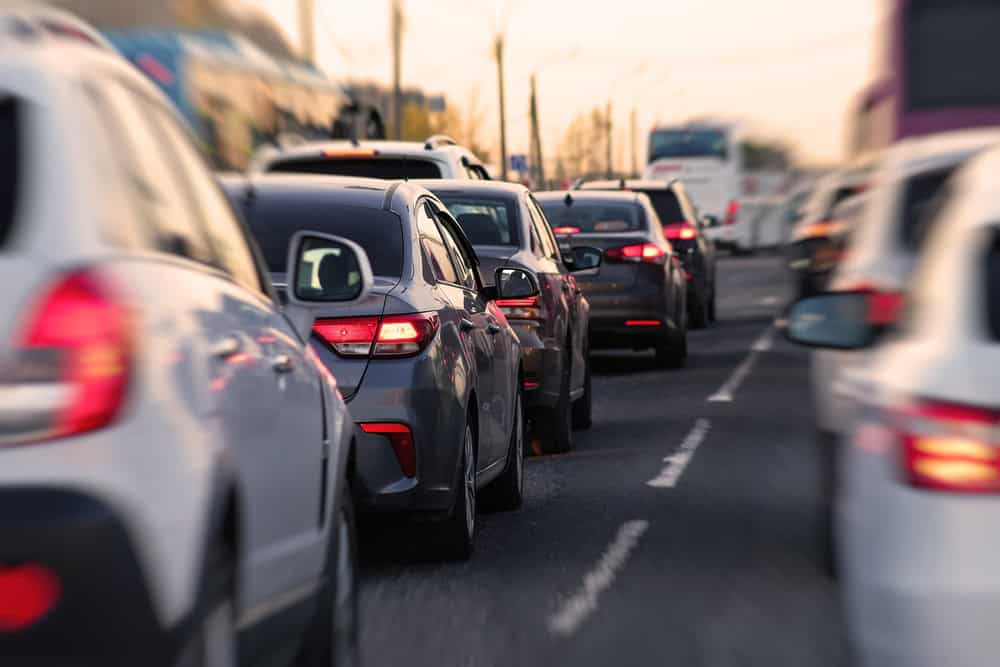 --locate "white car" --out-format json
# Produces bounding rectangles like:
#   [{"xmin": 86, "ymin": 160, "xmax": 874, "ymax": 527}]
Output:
[
  {"xmin": 786, "ymin": 142, "xmax": 1000, "ymax": 667},
  {"xmin": 0, "ymin": 10, "xmax": 364, "ymax": 665},
  {"xmin": 254, "ymin": 135, "xmax": 492, "ymax": 180}
]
